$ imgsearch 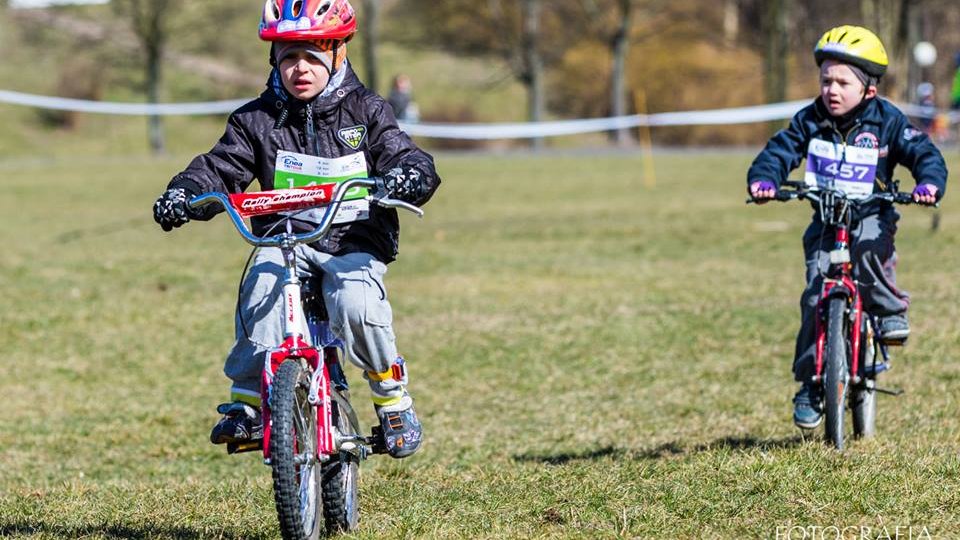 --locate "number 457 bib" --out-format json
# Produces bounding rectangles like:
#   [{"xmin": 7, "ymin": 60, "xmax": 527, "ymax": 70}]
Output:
[
  {"xmin": 803, "ymin": 138, "xmax": 878, "ymax": 200},
  {"xmin": 274, "ymin": 150, "xmax": 370, "ymax": 224}
]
